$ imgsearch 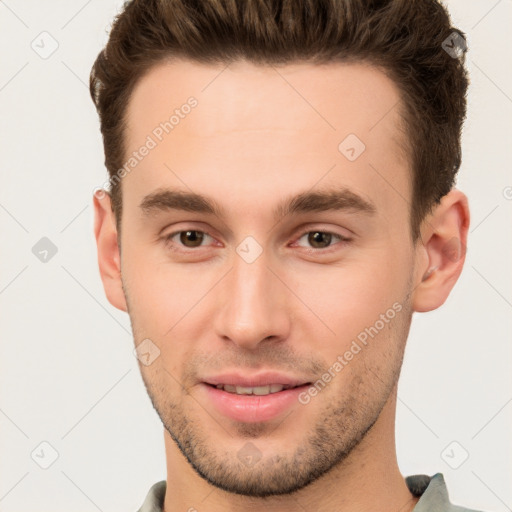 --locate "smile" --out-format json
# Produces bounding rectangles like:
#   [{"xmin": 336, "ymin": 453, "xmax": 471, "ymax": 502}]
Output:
[{"xmin": 211, "ymin": 383, "xmax": 302, "ymax": 395}]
